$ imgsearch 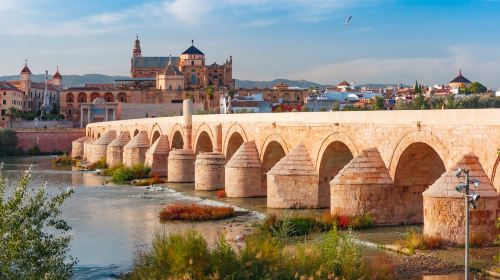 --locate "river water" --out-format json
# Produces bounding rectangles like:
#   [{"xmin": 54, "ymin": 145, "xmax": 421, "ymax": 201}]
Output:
[
  {"xmin": 0, "ymin": 156, "xmax": 257, "ymax": 279},
  {"xmin": 0, "ymin": 156, "xmax": 494, "ymax": 280}
]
